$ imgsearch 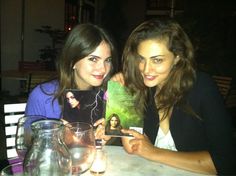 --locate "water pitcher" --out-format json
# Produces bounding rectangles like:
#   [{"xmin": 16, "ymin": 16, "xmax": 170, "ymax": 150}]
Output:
[{"xmin": 23, "ymin": 119, "xmax": 71, "ymax": 175}]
